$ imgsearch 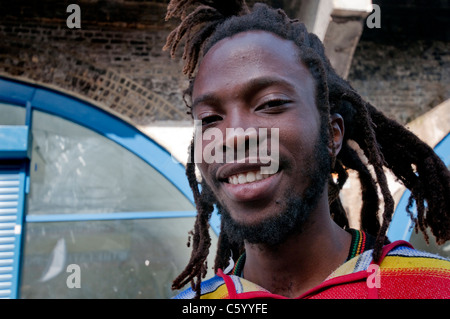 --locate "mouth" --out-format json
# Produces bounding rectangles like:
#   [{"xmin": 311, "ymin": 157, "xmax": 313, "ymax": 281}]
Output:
[
  {"xmin": 216, "ymin": 161, "xmax": 282, "ymax": 202},
  {"xmin": 227, "ymin": 170, "xmax": 277, "ymax": 185}
]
